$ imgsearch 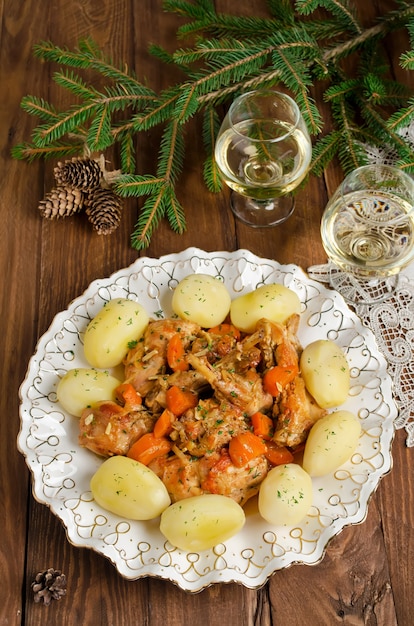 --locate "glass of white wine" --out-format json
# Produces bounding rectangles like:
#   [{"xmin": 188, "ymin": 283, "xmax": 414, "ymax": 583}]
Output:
[
  {"xmin": 214, "ymin": 89, "xmax": 312, "ymax": 227},
  {"xmin": 321, "ymin": 164, "xmax": 414, "ymax": 305}
]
